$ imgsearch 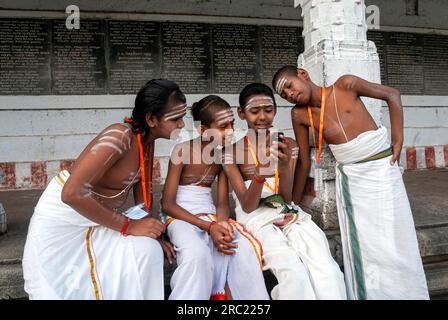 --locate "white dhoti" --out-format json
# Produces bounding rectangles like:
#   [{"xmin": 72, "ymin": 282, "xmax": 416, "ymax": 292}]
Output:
[
  {"xmin": 330, "ymin": 126, "xmax": 429, "ymax": 300},
  {"xmin": 232, "ymin": 181, "xmax": 347, "ymax": 300},
  {"xmin": 166, "ymin": 185, "xmax": 269, "ymax": 300},
  {"xmin": 22, "ymin": 171, "xmax": 164, "ymax": 300}
]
